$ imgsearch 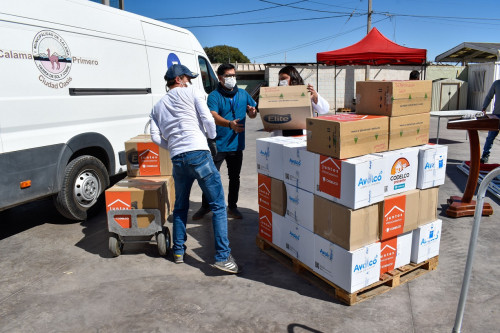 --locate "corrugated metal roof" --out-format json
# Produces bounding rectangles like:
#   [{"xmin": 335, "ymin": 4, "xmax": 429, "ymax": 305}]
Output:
[
  {"xmin": 211, "ymin": 63, "xmax": 266, "ymax": 73},
  {"xmin": 435, "ymin": 42, "xmax": 500, "ymax": 63}
]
